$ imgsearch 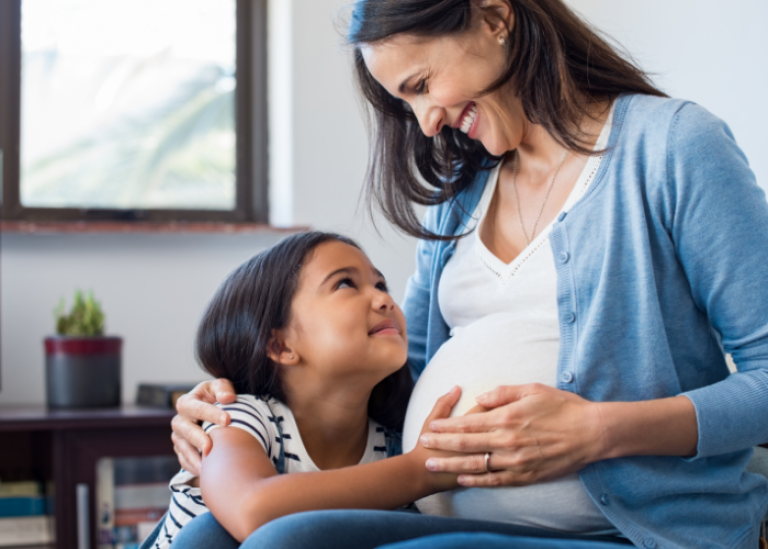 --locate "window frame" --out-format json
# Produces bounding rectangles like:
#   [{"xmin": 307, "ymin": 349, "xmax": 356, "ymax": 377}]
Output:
[{"xmin": 0, "ymin": 0, "xmax": 268, "ymax": 224}]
